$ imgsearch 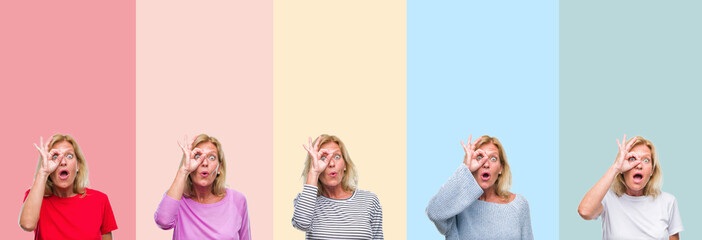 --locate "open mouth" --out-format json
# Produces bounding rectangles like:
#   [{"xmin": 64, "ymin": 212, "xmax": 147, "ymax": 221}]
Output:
[
  {"xmin": 481, "ymin": 172, "xmax": 491, "ymax": 181},
  {"xmin": 59, "ymin": 170, "xmax": 69, "ymax": 180},
  {"xmin": 633, "ymin": 173, "xmax": 643, "ymax": 183},
  {"xmin": 200, "ymin": 172, "xmax": 210, "ymax": 178},
  {"xmin": 329, "ymin": 172, "xmax": 338, "ymax": 177}
]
